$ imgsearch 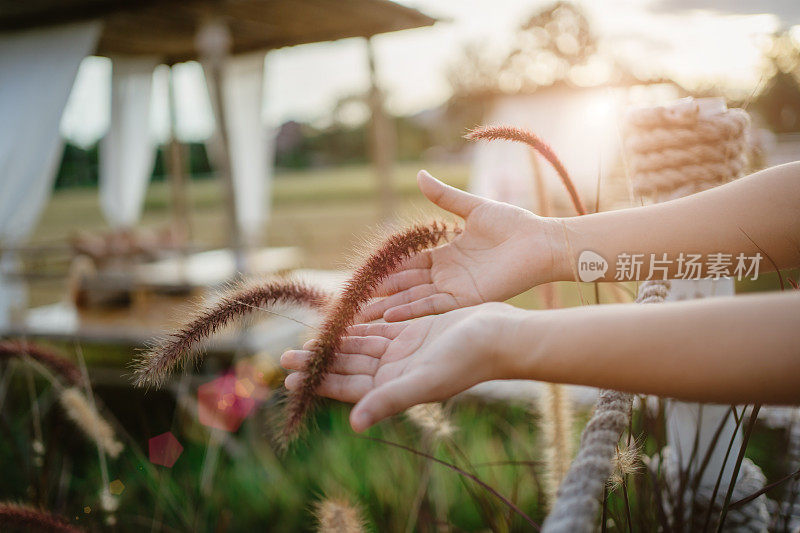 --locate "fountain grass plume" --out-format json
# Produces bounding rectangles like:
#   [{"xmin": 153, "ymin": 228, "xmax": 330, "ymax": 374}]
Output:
[
  {"xmin": 0, "ymin": 341, "xmax": 84, "ymax": 387},
  {"xmin": 405, "ymin": 402, "xmax": 455, "ymax": 439},
  {"xmin": 281, "ymin": 220, "xmax": 456, "ymax": 444},
  {"xmin": 539, "ymin": 383, "xmax": 574, "ymax": 508},
  {"xmin": 133, "ymin": 279, "xmax": 331, "ymax": 388},
  {"xmin": 466, "ymin": 125, "xmax": 587, "ymax": 215},
  {"xmin": 59, "ymin": 387, "xmax": 124, "ymax": 458},
  {"xmin": 0, "ymin": 502, "xmax": 82, "ymax": 532},
  {"xmin": 313, "ymin": 497, "xmax": 366, "ymax": 533},
  {"xmin": 608, "ymin": 440, "xmax": 642, "ymax": 491}
]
